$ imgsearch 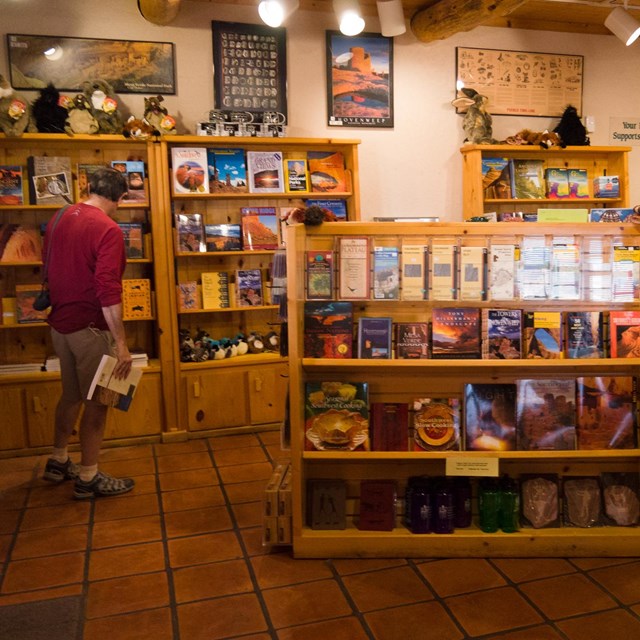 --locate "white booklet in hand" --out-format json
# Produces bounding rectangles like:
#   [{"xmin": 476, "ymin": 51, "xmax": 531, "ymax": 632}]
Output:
[{"xmin": 87, "ymin": 354, "xmax": 143, "ymax": 411}]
